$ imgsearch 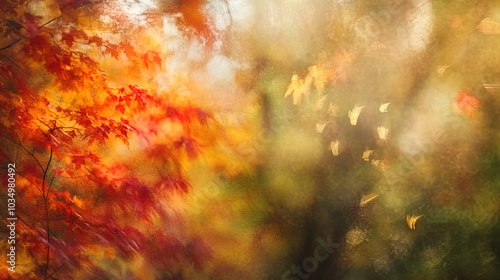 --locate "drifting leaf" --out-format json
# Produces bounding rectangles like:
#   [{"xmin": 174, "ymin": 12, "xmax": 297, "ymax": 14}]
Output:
[
  {"xmin": 436, "ymin": 65, "xmax": 450, "ymax": 77},
  {"xmin": 329, "ymin": 140, "xmax": 341, "ymax": 156},
  {"xmin": 377, "ymin": 126, "xmax": 389, "ymax": 141},
  {"xmin": 359, "ymin": 193, "xmax": 379, "ymax": 207},
  {"xmin": 477, "ymin": 17, "xmax": 500, "ymax": 35},
  {"xmin": 348, "ymin": 104, "xmax": 365, "ymax": 125},
  {"xmin": 285, "ymin": 74, "xmax": 305, "ymax": 105},
  {"xmin": 379, "ymin": 102, "xmax": 390, "ymax": 112},
  {"xmin": 362, "ymin": 149, "xmax": 374, "ymax": 161},
  {"xmin": 316, "ymin": 121, "xmax": 331, "ymax": 133},
  {"xmin": 406, "ymin": 214, "xmax": 423, "ymax": 230}
]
